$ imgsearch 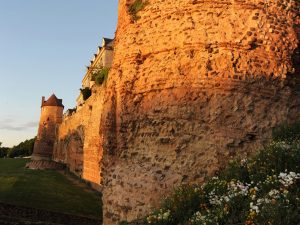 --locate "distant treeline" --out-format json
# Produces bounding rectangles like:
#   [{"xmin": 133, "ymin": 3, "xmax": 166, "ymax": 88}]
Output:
[{"xmin": 0, "ymin": 138, "xmax": 35, "ymax": 158}]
